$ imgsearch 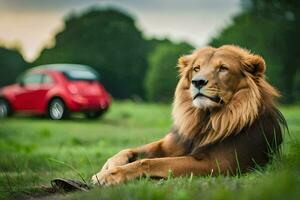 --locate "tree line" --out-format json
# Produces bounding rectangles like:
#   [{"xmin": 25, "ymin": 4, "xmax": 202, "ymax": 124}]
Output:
[{"xmin": 0, "ymin": 0, "xmax": 299, "ymax": 103}]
